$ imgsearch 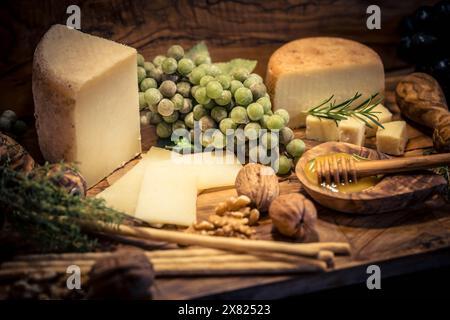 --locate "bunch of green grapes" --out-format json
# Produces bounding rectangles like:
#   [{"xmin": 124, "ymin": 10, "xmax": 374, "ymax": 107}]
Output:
[{"xmin": 137, "ymin": 44, "xmax": 304, "ymax": 175}]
